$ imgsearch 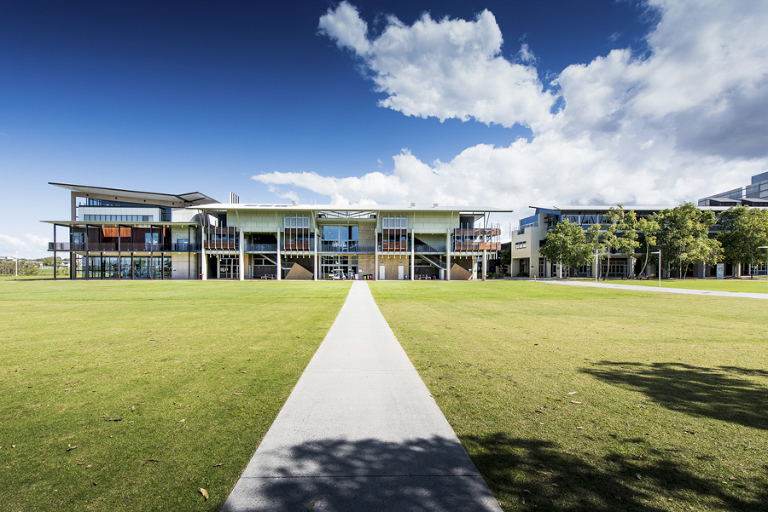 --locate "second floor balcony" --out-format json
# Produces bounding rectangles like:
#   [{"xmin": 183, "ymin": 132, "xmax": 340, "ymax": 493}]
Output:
[{"xmin": 49, "ymin": 242, "xmax": 201, "ymax": 252}]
